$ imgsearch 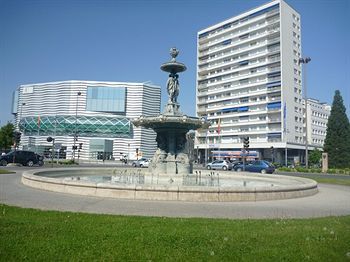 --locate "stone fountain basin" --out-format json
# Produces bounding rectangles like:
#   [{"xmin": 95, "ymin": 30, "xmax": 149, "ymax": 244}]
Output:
[{"xmin": 22, "ymin": 168, "xmax": 318, "ymax": 202}]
